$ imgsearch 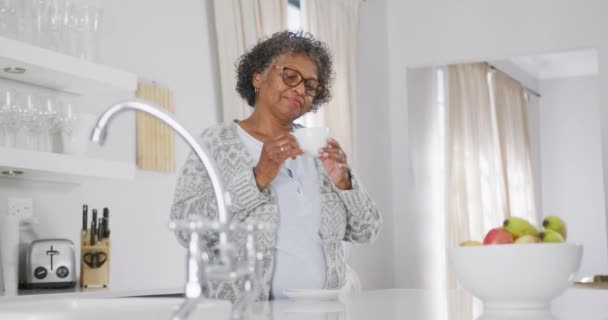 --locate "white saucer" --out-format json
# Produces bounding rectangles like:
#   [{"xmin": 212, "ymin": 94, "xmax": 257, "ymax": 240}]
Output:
[
  {"xmin": 273, "ymin": 300, "xmax": 346, "ymax": 314},
  {"xmin": 282, "ymin": 289, "xmax": 341, "ymax": 301}
]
